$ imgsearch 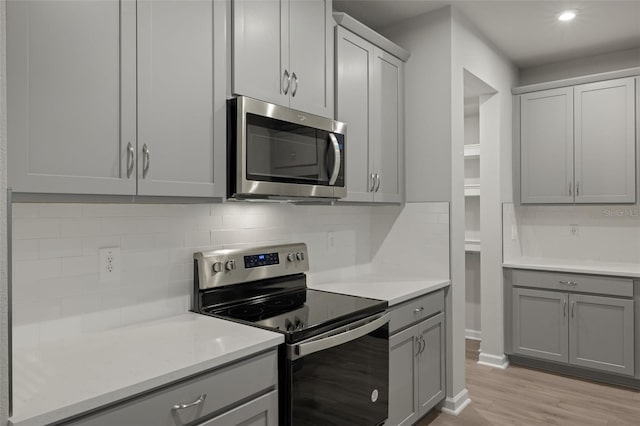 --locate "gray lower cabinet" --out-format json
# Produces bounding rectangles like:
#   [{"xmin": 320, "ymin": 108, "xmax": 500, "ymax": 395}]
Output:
[
  {"xmin": 509, "ymin": 270, "xmax": 635, "ymax": 377},
  {"xmin": 388, "ymin": 293, "xmax": 445, "ymax": 426},
  {"xmin": 63, "ymin": 350, "xmax": 278, "ymax": 426}
]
